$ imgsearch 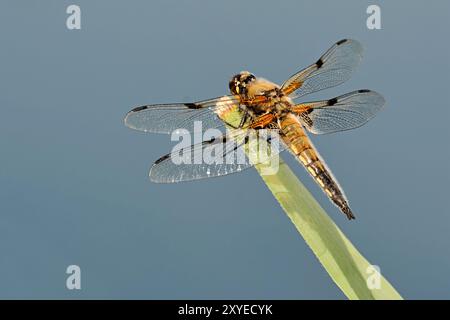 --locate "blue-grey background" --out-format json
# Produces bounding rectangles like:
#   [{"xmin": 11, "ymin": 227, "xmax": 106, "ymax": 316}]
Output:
[{"xmin": 0, "ymin": 0, "xmax": 449, "ymax": 299}]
